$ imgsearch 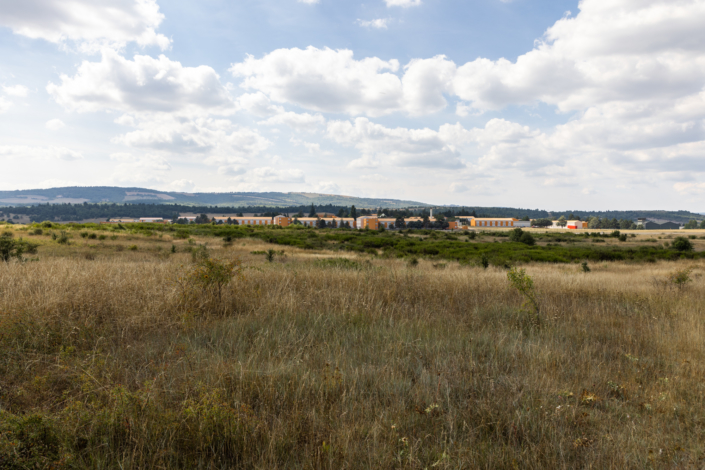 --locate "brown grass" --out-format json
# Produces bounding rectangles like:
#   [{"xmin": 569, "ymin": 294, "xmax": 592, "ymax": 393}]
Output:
[{"xmin": 1, "ymin": 228, "xmax": 705, "ymax": 468}]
